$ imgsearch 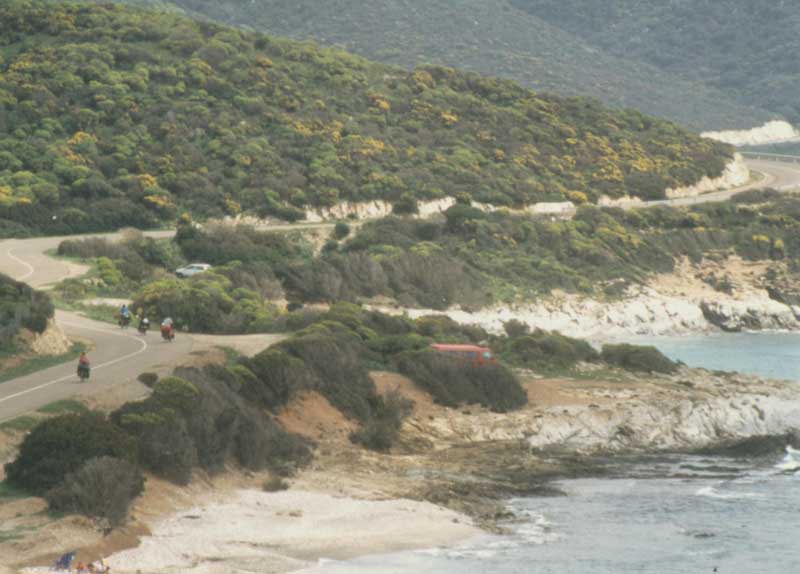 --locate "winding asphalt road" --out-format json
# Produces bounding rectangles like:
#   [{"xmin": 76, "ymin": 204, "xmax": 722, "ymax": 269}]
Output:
[
  {"xmin": 0, "ymin": 230, "xmax": 192, "ymax": 422},
  {"xmin": 0, "ymin": 158, "xmax": 799, "ymax": 422},
  {"xmin": 0, "ymin": 225, "xmax": 331, "ymax": 423}
]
